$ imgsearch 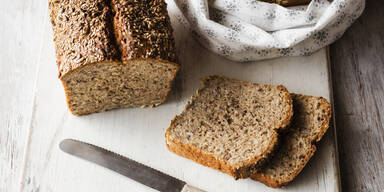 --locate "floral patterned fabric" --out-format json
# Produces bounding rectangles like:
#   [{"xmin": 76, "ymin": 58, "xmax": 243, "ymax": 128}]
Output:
[{"xmin": 174, "ymin": 0, "xmax": 365, "ymax": 61}]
